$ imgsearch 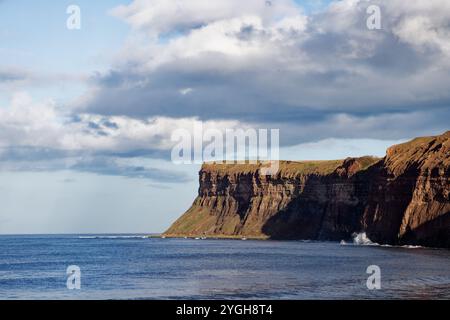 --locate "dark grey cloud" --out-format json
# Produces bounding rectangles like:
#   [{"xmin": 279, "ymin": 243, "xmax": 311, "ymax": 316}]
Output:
[
  {"xmin": 0, "ymin": 69, "xmax": 28, "ymax": 83},
  {"xmin": 0, "ymin": 146, "xmax": 72, "ymax": 162},
  {"xmin": 70, "ymin": 157, "xmax": 191, "ymax": 182},
  {"xmin": 276, "ymin": 109, "xmax": 450, "ymax": 146},
  {"xmin": 84, "ymin": 51, "xmax": 450, "ymax": 137},
  {"xmin": 0, "ymin": 147, "xmax": 189, "ymax": 183}
]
